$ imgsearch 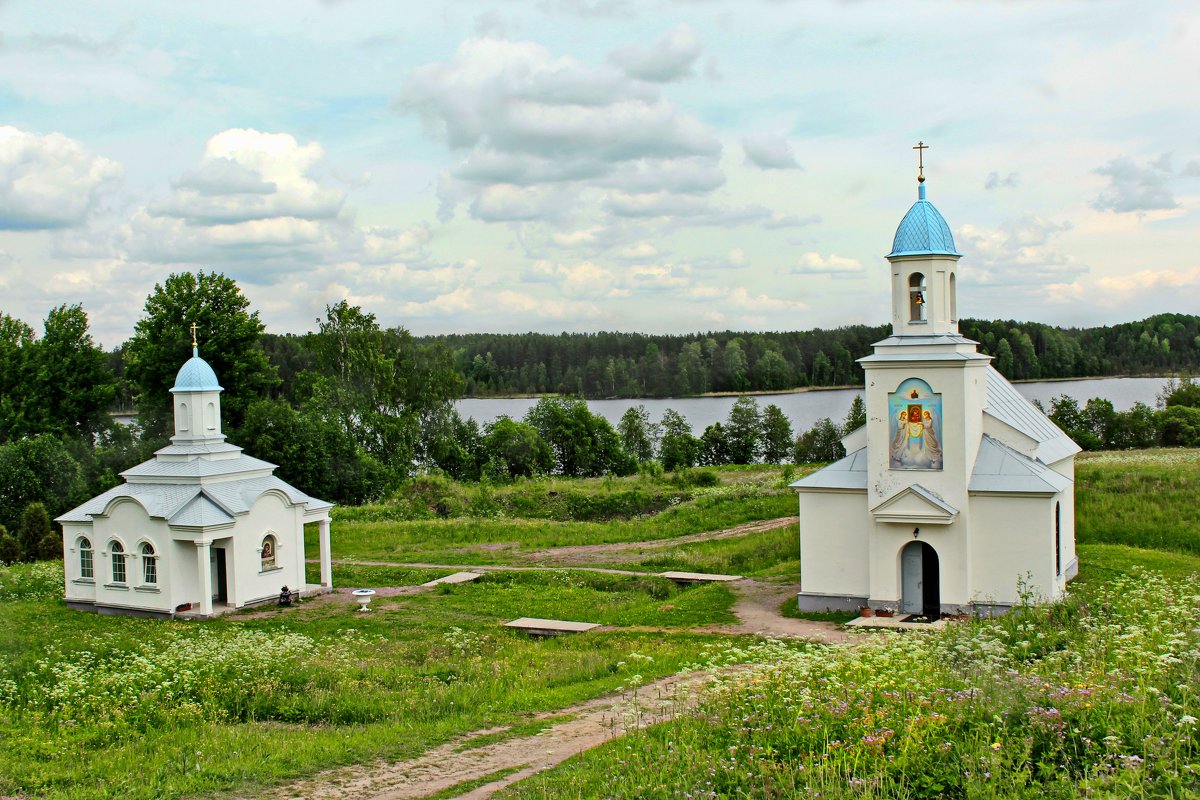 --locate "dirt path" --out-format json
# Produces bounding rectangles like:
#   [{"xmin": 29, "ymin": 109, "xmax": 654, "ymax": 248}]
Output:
[
  {"xmin": 261, "ymin": 670, "xmax": 714, "ymax": 800},
  {"xmin": 524, "ymin": 515, "xmax": 797, "ymax": 566}
]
